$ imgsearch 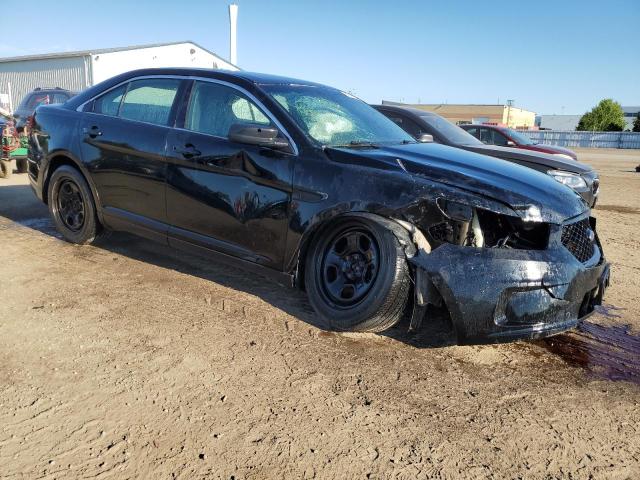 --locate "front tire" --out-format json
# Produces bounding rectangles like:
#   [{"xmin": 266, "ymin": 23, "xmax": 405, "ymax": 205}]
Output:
[
  {"xmin": 0, "ymin": 160, "xmax": 12, "ymax": 179},
  {"xmin": 305, "ymin": 217, "xmax": 411, "ymax": 332},
  {"xmin": 16, "ymin": 158, "xmax": 28, "ymax": 173},
  {"xmin": 48, "ymin": 165, "xmax": 100, "ymax": 244}
]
